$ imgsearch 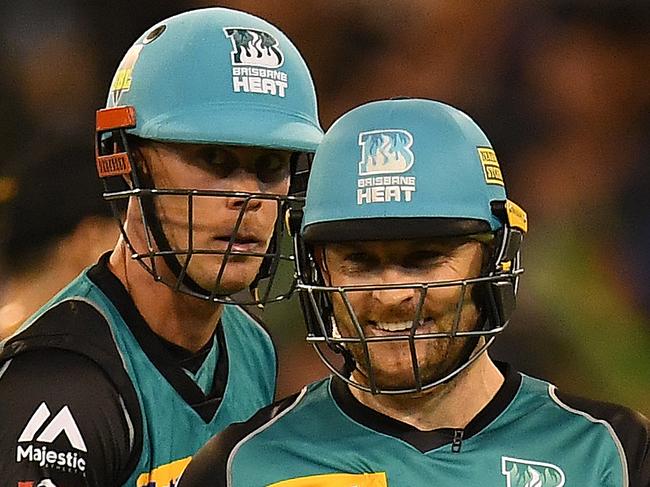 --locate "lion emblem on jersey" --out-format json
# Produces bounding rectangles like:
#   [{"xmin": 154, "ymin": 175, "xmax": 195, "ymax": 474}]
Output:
[
  {"xmin": 358, "ymin": 130, "xmax": 414, "ymax": 176},
  {"xmin": 501, "ymin": 456, "xmax": 565, "ymax": 487}
]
